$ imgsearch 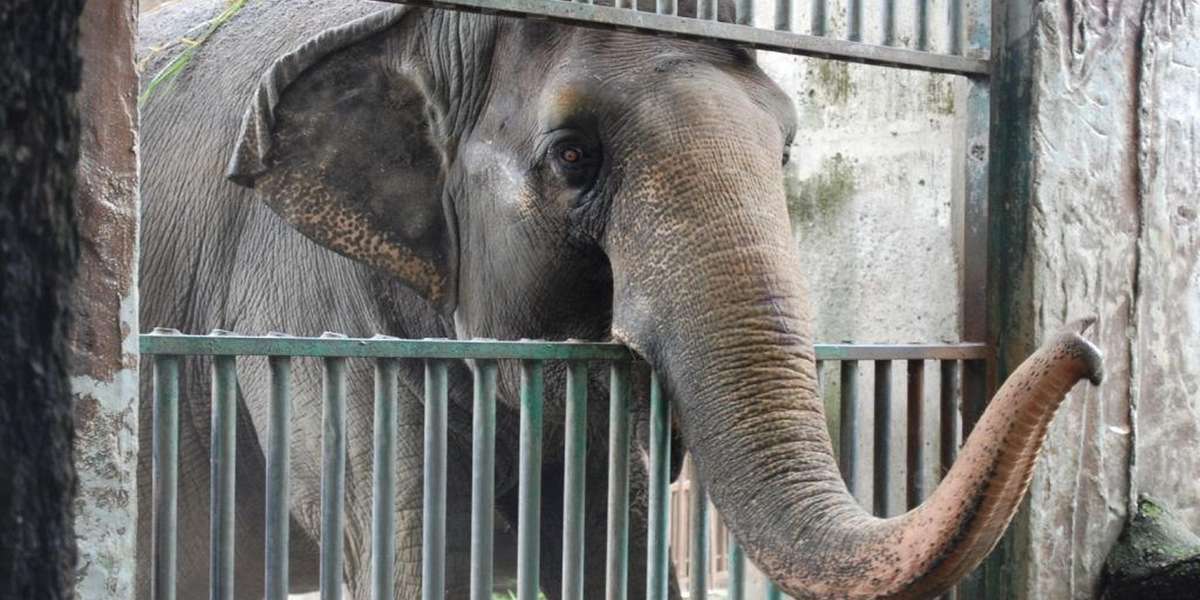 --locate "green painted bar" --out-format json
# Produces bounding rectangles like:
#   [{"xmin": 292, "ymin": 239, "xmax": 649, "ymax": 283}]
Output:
[
  {"xmin": 372, "ymin": 358, "xmax": 399, "ymax": 600},
  {"xmin": 152, "ymin": 344, "xmax": 180, "ymax": 600},
  {"xmin": 140, "ymin": 334, "xmax": 988, "ymax": 362},
  {"xmin": 728, "ymin": 535, "xmax": 744, "ymax": 600},
  {"xmin": 517, "ymin": 360, "xmax": 545, "ymax": 600},
  {"xmin": 765, "ymin": 581, "xmax": 783, "ymax": 600},
  {"xmin": 423, "ymin": 360, "xmax": 449, "ymax": 600},
  {"xmin": 646, "ymin": 371, "xmax": 671, "ymax": 600},
  {"xmin": 605, "ymin": 362, "xmax": 632, "ymax": 600},
  {"xmin": 470, "ymin": 360, "xmax": 498, "ymax": 600},
  {"xmin": 561, "ymin": 361, "xmax": 588, "ymax": 600},
  {"xmin": 265, "ymin": 354, "xmax": 291, "ymax": 600},
  {"xmin": 687, "ymin": 461, "xmax": 708, "ymax": 600},
  {"xmin": 838, "ymin": 359, "xmax": 859, "ymax": 499},
  {"xmin": 210, "ymin": 343, "xmax": 237, "ymax": 600},
  {"xmin": 320, "ymin": 354, "xmax": 347, "ymax": 600}
]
